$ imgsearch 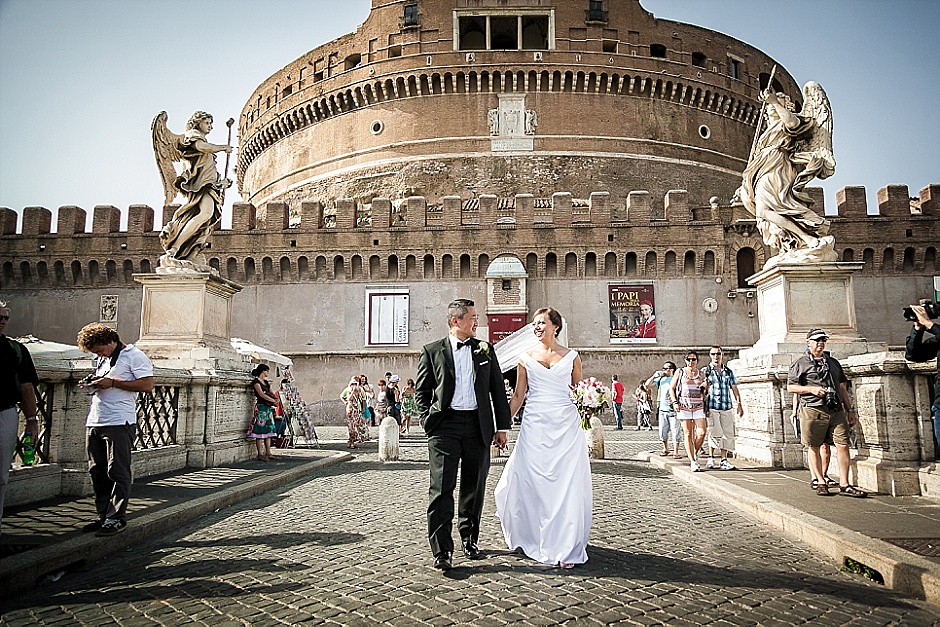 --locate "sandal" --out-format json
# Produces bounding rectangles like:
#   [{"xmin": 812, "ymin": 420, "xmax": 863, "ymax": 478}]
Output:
[
  {"xmin": 659, "ymin": 451, "xmax": 670, "ymax": 456},
  {"xmin": 839, "ymin": 485, "xmax": 867, "ymax": 498},
  {"xmin": 823, "ymin": 475, "xmax": 839, "ymax": 487},
  {"xmin": 815, "ymin": 484, "xmax": 831, "ymax": 496},
  {"xmin": 810, "ymin": 479, "xmax": 818, "ymax": 489},
  {"xmin": 559, "ymin": 563, "xmax": 575, "ymax": 569}
]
